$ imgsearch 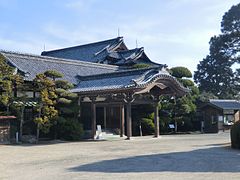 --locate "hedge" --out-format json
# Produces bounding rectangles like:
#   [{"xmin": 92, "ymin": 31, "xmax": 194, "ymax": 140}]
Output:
[{"xmin": 230, "ymin": 121, "xmax": 240, "ymax": 149}]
